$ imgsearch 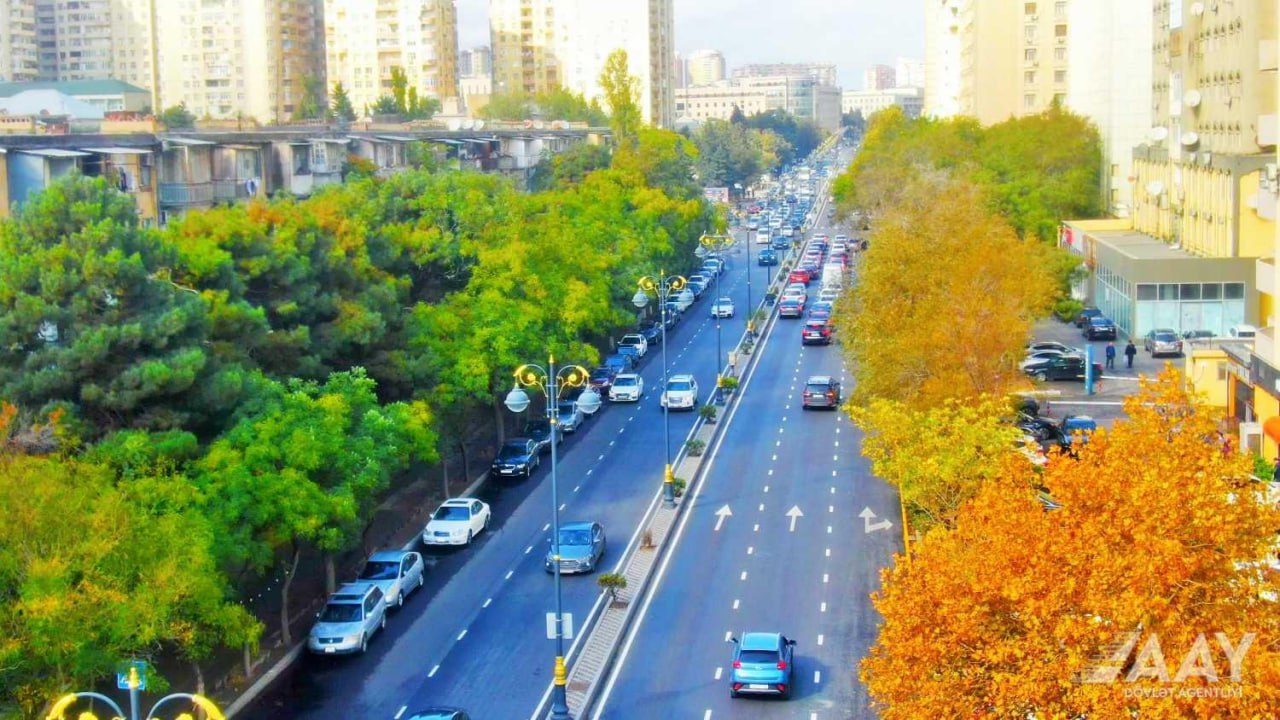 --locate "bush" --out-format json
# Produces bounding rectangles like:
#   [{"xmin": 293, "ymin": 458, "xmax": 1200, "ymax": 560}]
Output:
[
  {"xmin": 720, "ymin": 376, "xmax": 740, "ymax": 391},
  {"xmin": 1252, "ymin": 453, "xmax": 1275, "ymax": 481},
  {"xmin": 698, "ymin": 405, "xmax": 718, "ymax": 422},
  {"xmin": 672, "ymin": 477, "xmax": 688, "ymax": 496},
  {"xmin": 597, "ymin": 572, "xmax": 627, "ymax": 601},
  {"xmin": 1053, "ymin": 298, "xmax": 1084, "ymax": 323},
  {"xmin": 685, "ymin": 439, "xmax": 706, "ymax": 456}
]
